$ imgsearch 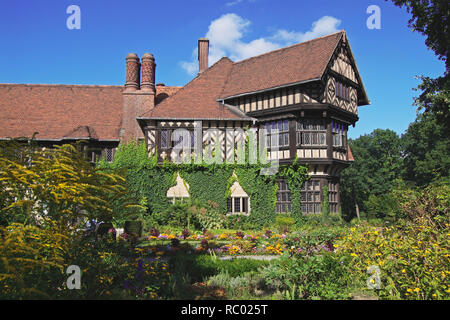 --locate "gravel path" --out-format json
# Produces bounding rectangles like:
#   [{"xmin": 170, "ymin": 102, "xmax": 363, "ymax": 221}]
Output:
[{"xmin": 218, "ymin": 255, "xmax": 280, "ymax": 261}]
